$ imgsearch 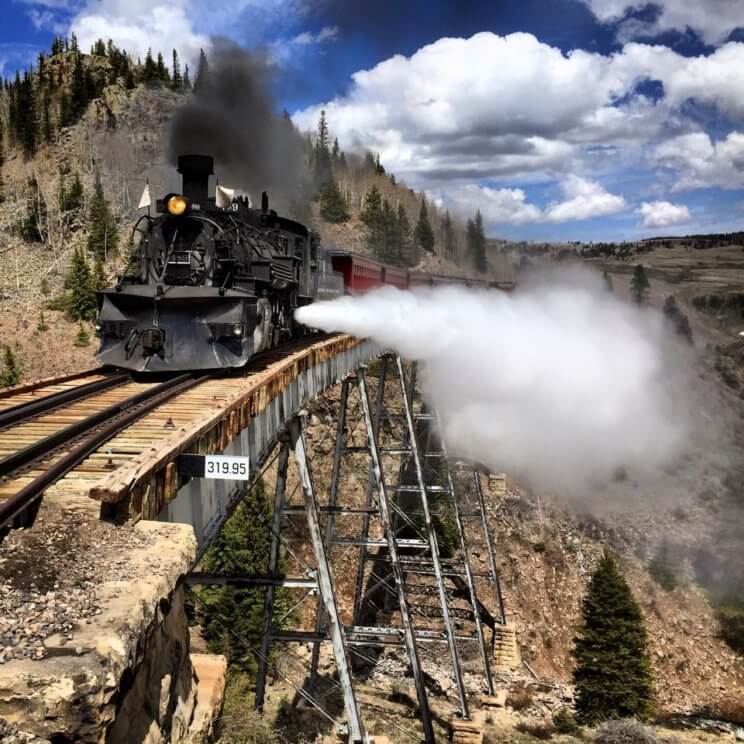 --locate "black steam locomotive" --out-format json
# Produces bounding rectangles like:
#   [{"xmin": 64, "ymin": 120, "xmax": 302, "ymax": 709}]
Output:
[{"xmin": 96, "ymin": 155, "xmax": 341, "ymax": 372}]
